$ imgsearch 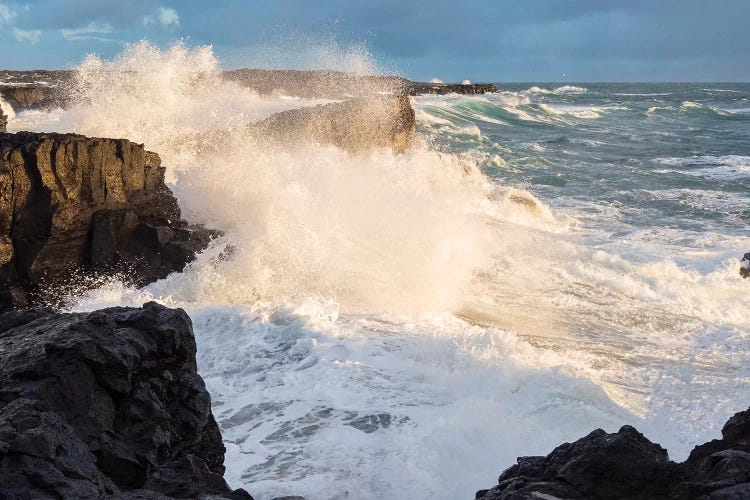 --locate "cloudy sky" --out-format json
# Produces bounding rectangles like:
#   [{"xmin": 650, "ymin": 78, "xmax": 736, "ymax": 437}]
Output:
[{"xmin": 0, "ymin": 0, "xmax": 748, "ymax": 81}]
